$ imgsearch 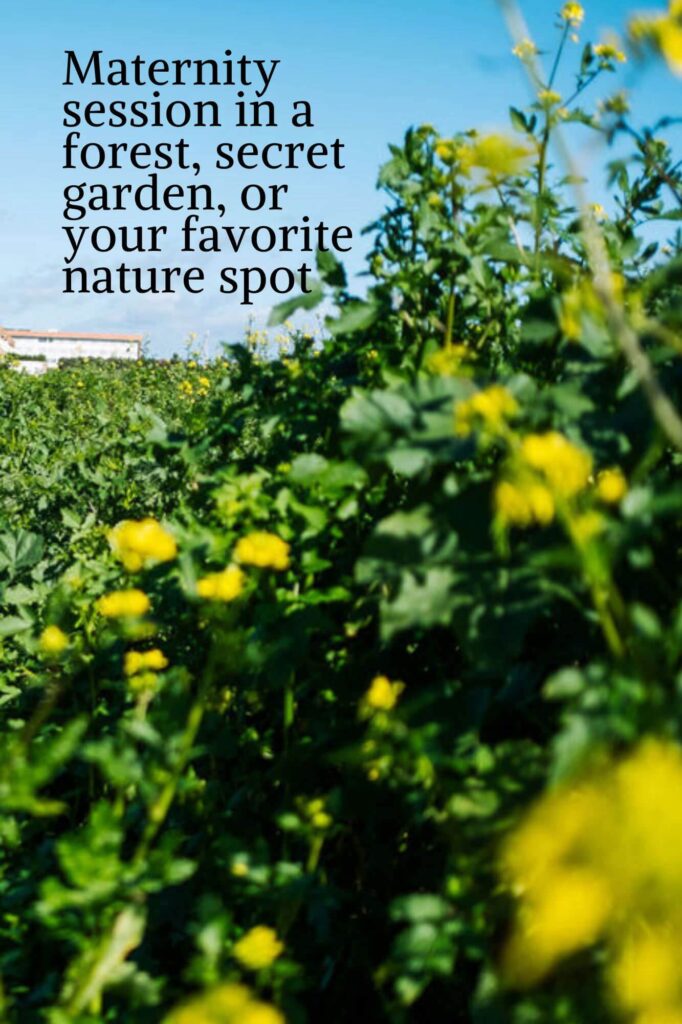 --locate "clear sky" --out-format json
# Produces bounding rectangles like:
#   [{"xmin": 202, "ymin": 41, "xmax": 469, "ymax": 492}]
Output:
[{"xmin": 0, "ymin": 0, "xmax": 676, "ymax": 356}]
